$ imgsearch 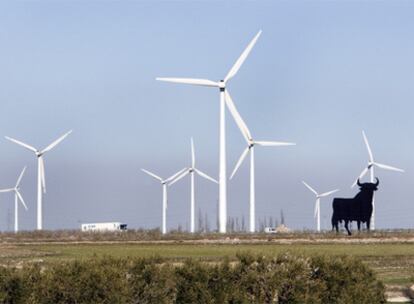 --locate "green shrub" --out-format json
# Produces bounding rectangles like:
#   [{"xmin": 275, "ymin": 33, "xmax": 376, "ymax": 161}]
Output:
[
  {"xmin": 0, "ymin": 253, "xmax": 385, "ymax": 304},
  {"xmin": 28, "ymin": 258, "xmax": 130, "ymax": 304},
  {"xmin": 129, "ymin": 257, "xmax": 176, "ymax": 304},
  {"xmin": 0, "ymin": 266, "xmax": 24, "ymax": 304},
  {"xmin": 310, "ymin": 255, "xmax": 386, "ymax": 304}
]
